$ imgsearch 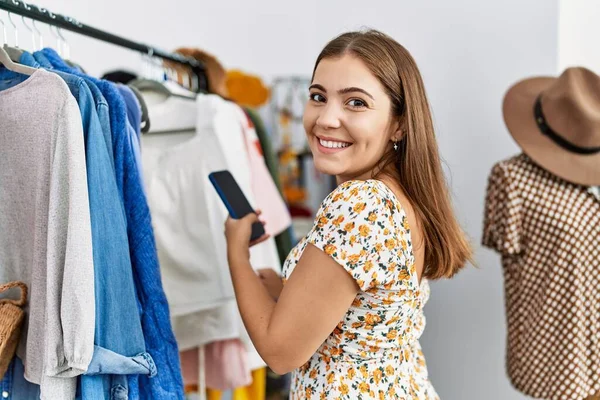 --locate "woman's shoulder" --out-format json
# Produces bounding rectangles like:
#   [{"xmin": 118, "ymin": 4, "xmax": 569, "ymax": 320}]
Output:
[
  {"xmin": 315, "ymin": 179, "xmax": 405, "ymax": 229},
  {"xmin": 323, "ymin": 179, "xmax": 394, "ymax": 208}
]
